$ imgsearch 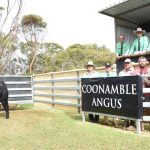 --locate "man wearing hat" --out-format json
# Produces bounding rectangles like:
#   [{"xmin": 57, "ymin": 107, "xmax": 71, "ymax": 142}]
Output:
[
  {"xmin": 82, "ymin": 61, "xmax": 100, "ymax": 78},
  {"xmin": 116, "ymin": 34, "xmax": 130, "ymax": 57},
  {"xmin": 101, "ymin": 63, "xmax": 116, "ymax": 77},
  {"xmin": 119, "ymin": 58, "xmax": 134, "ymax": 76},
  {"xmin": 130, "ymin": 27, "xmax": 149, "ymax": 54},
  {"xmin": 119, "ymin": 58, "xmax": 135, "ymax": 130},
  {"xmin": 82, "ymin": 61, "xmax": 100, "ymax": 123},
  {"xmin": 101, "ymin": 63, "xmax": 116, "ymax": 124}
]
